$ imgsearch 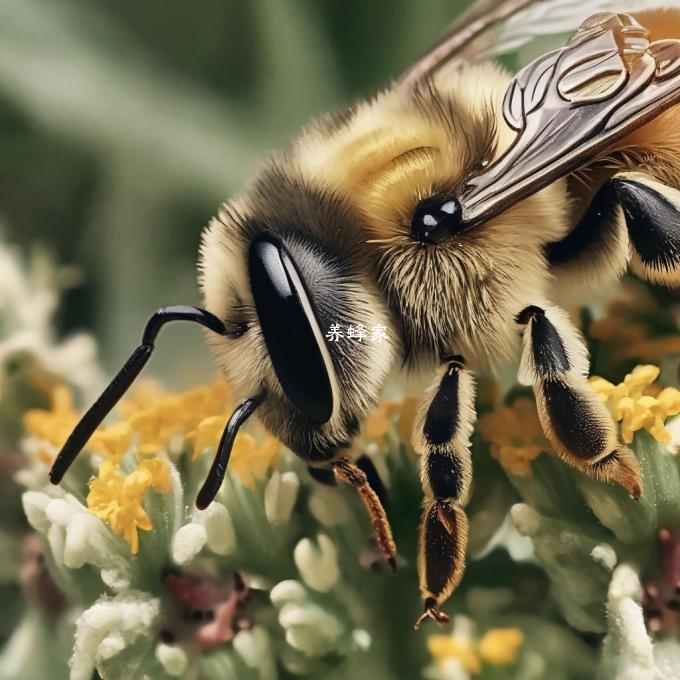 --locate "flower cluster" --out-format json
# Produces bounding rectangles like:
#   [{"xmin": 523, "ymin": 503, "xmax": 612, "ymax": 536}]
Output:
[
  {"xmin": 4, "ymin": 243, "xmax": 680, "ymax": 679},
  {"xmin": 426, "ymin": 618, "xmax": 524, "ymax": 677},
  {"xmin": 590, "ymin": 364, "xmax": 680, "ymax": 445}
]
